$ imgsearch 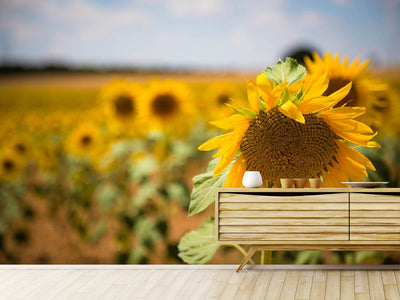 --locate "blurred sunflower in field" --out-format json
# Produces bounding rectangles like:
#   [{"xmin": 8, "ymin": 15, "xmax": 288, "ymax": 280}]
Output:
[
  {"xmin": 7, "ymin": 136, "xmax": 32, "ymax": 163},
  {"xmin": 100, "ymin": 80, "xmax": 143, "ymax": 135},
  {"xmin": 34, "ymin": 139, "xmax": 60, "ymax": 174},
  {"xmin": 370, "ymin": 87, "xmax": 400, "ymax": 135},
  {"xmin": 0, "ymin": 149, "xmax": 24, "ymax": 182},
  {"xmin": 140, "ymin": 79, "xmax": 196, "ymax": 135},
  {"xmin": 304, "ymin": 53, "xmax": 390, "ymax": 130},
  {"xmin": 202, "ymin": 82, "xmax": 245, "ymax": 120},
  {"xmin": 22, "ymin": 113, "xmax": 43, "ymax": 134},
  {"xmin": 199, "ymin": 58, "xmax": 379, "ymax": 187},
  {"xmin": 66, "ymin": 123, "xmax": 102, "ymax": 159}
]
